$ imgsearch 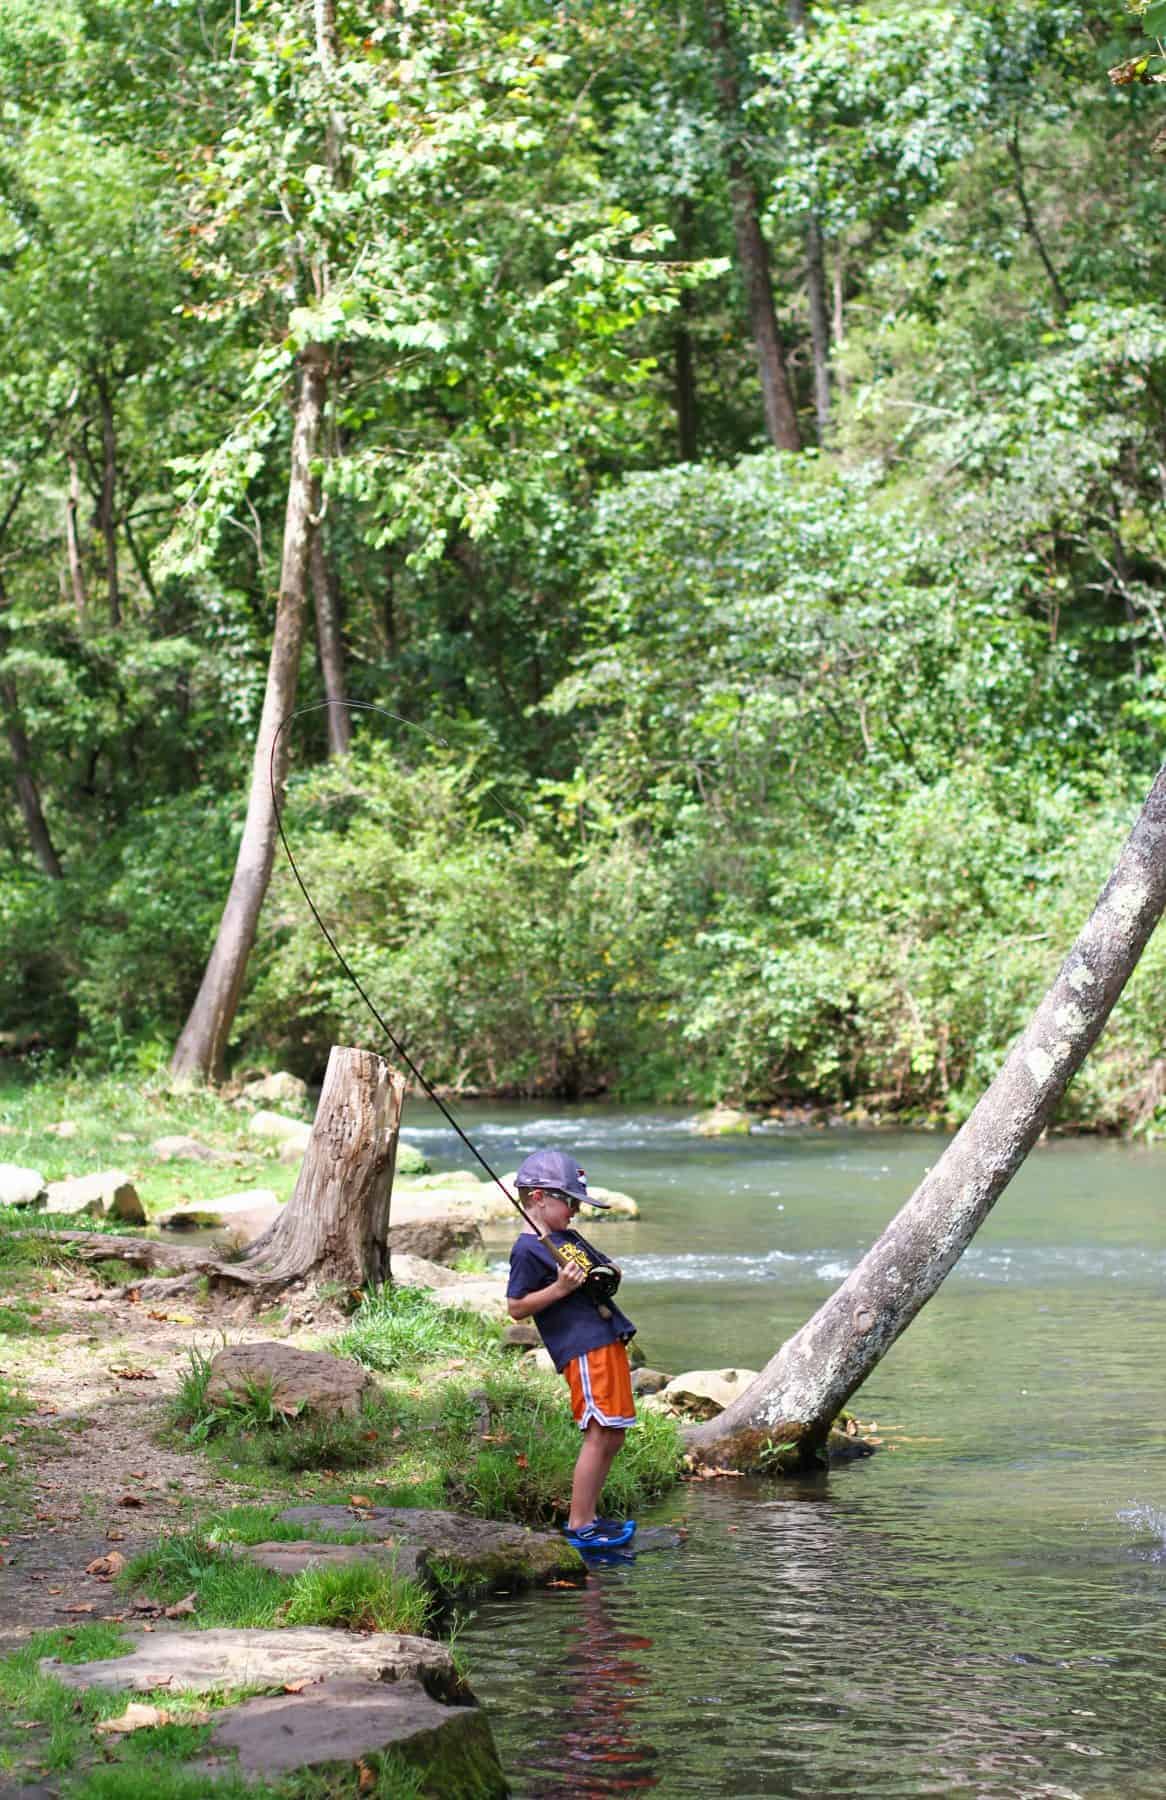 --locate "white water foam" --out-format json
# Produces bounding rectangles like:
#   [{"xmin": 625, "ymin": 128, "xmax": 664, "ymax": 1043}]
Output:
[{"xmin": 1117, "ymin": 1502, "xmax": 1166, "ymax": 1562}]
